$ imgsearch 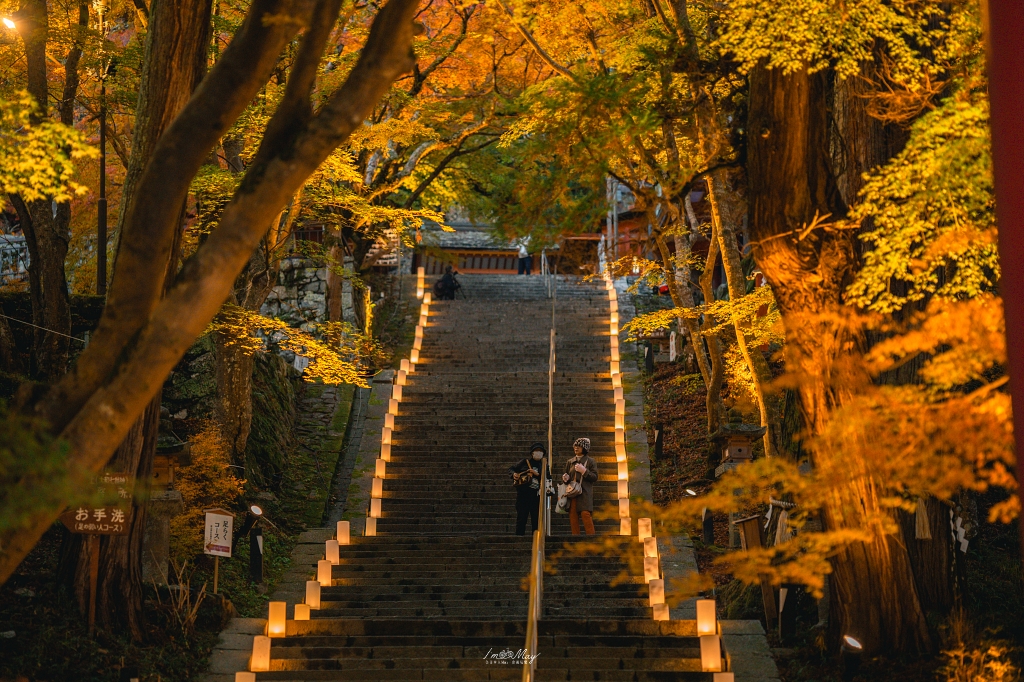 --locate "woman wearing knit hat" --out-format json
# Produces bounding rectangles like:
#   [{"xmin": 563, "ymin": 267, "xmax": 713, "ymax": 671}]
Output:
[{"xmin": 562, "ymin": 437, "xmax": 599, "ymax": 535}]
